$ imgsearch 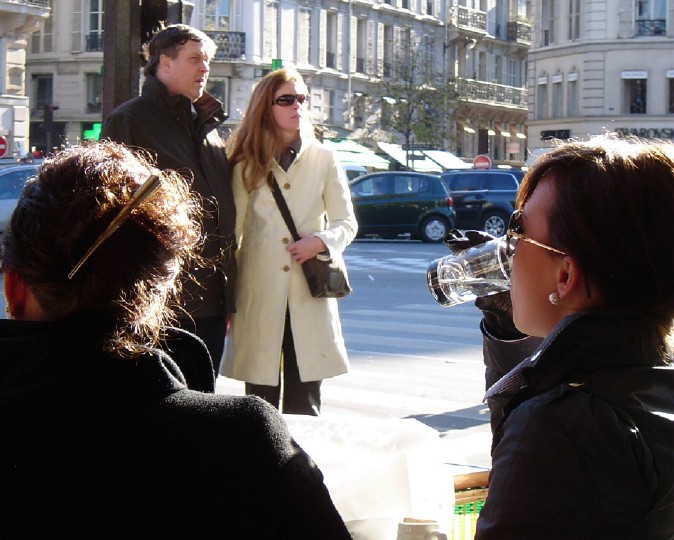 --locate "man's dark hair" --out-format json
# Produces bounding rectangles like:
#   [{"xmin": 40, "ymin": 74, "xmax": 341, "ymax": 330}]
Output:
[{"xmin": 143, "ymin": 24, "xmax": 216, "ymax": 76}]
